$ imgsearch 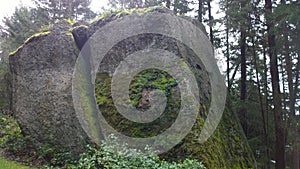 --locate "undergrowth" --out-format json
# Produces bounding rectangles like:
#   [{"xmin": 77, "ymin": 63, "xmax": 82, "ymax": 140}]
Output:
[
  {"xmin": 44, "ymin": 135, "xmax": 206, "ymax": 169},
  {"xmin": 0, "ymin": 113, "xmax": 206, "ymax": 169},
  {"xmin": 0, "ymin": 113, "xmax": 72, "ymax": 167}
]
